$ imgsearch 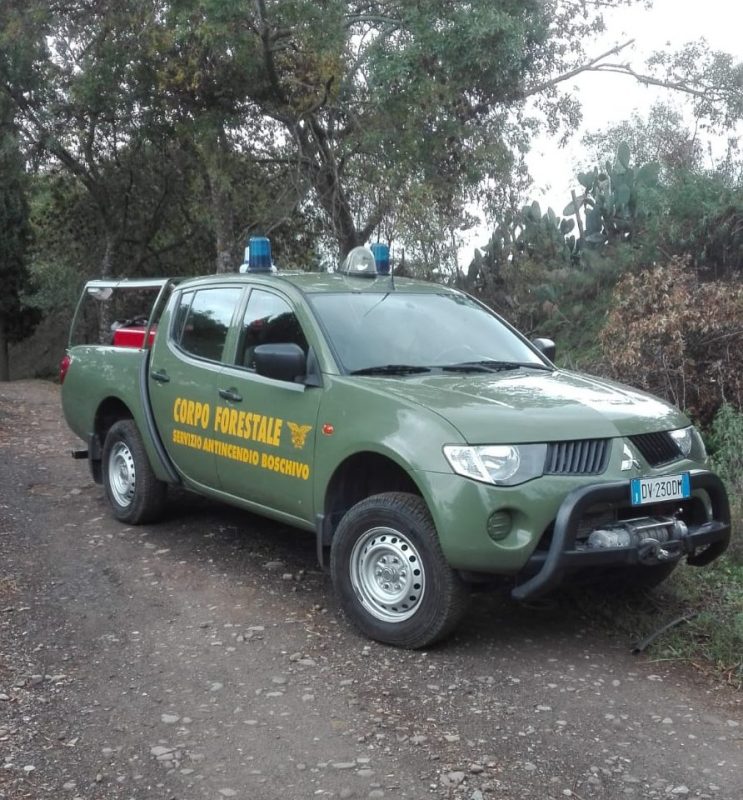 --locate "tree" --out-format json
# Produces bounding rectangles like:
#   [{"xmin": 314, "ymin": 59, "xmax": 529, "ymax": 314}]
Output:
[
  {"xmin": 581, "ymin": 102, "xmax": 703, "ymax": 179},
  {"xmin": 0, "ymin": 1, "xmax": 191, "ymax": 280},
  {"xmin": 580, "ymin": 105, "xmax": 743, "ymax": 279},
  {"xmin": 185, "ymin": 0, "xmax": 648, "ymax": 260},
  {"xmin": 147, "ymin": 0, "xmax": 656, "ymax": 262},
  {"xmin": 6, "ymin": 1, "xmax": 738, "ymax": 279},
  {"xmin": 0, "ymin": 95, "xmax": 37, "ymax": 381}
]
